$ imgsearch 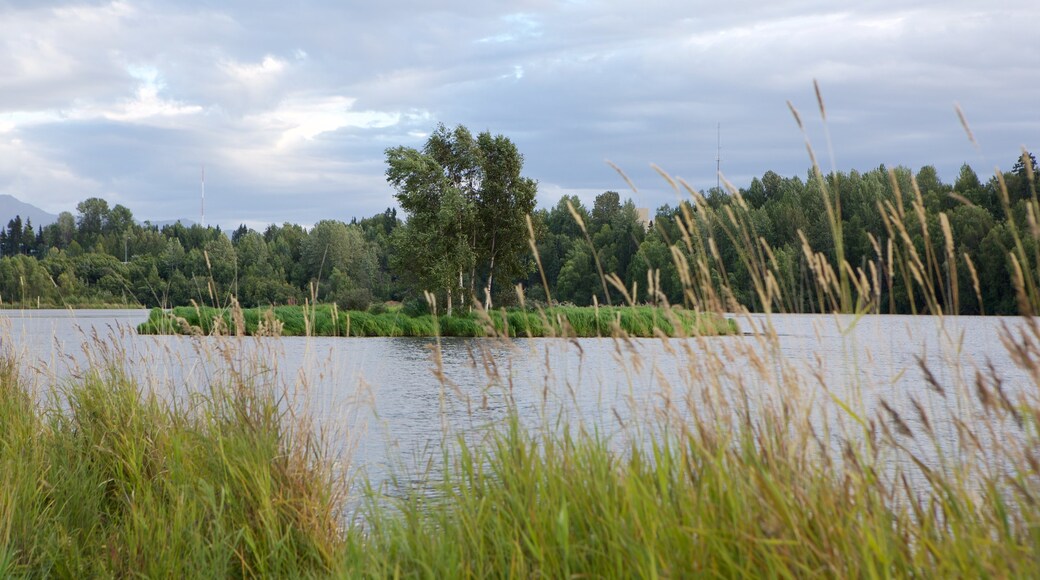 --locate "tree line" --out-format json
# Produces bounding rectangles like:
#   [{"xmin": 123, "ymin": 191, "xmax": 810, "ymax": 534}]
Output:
[{"xmin": 0, "ymin": 126, "xmax": 1034, "ymax": 315}]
